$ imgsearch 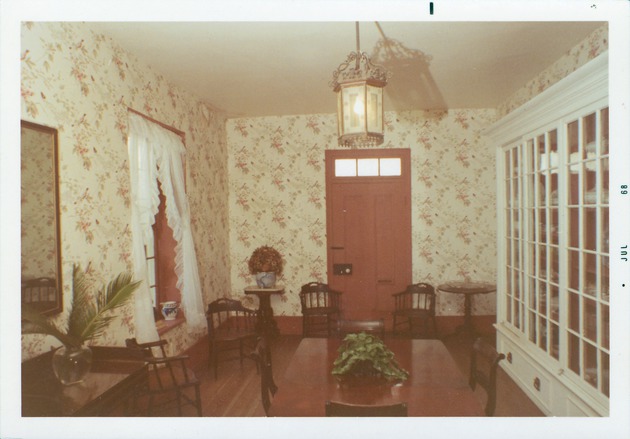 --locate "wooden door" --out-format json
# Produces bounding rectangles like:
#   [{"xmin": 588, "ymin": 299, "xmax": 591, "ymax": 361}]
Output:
[{"xmin": 326, "ymin": 149, "xmax": 412, "ymax": 324}]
